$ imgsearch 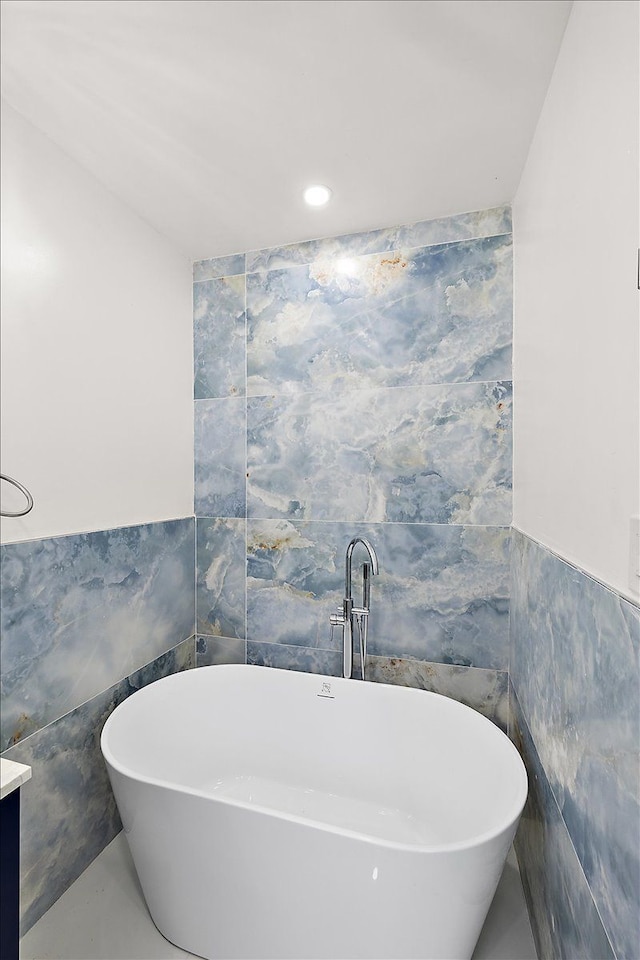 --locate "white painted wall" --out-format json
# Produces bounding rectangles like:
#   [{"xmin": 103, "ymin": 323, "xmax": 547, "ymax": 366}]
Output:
[
  {"xmin": 0, "ymin": 102, "xmax": 194, "ymax": 544},
  {"xmin": 513, "ymin": 0, "xmax": 640, "ymax": 602}
]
